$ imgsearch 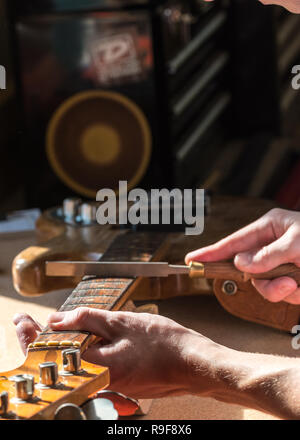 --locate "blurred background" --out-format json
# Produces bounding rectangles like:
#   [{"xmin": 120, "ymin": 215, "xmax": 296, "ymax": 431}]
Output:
[{"xmin": 1, "ymin": 0, "xmax": 300, "ymax": 213}]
